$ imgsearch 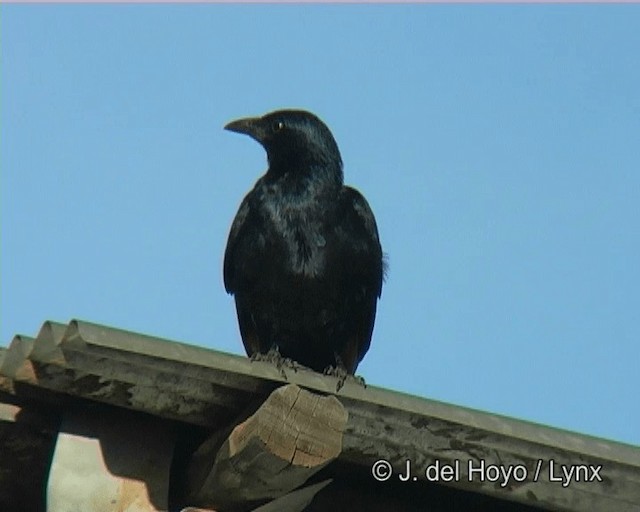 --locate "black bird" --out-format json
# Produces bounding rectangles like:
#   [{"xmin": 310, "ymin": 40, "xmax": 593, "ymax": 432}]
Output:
[{"xmin": 223, "ymin": 109, "xmax": 384, "ymax": 379}]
